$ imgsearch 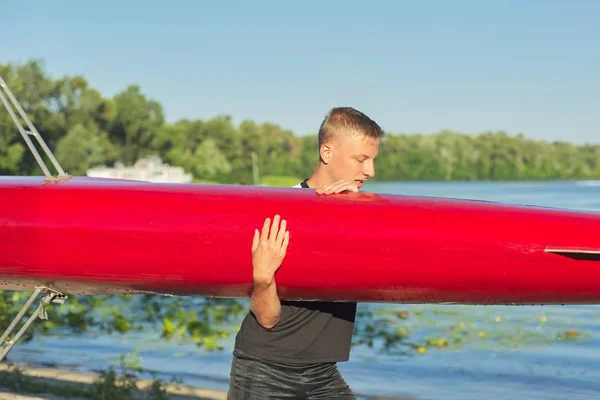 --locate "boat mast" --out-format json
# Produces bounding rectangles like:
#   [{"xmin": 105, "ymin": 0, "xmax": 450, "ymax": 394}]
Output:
[{"xmin": 0, "ymin": 76, "xmax": 69, "ymax": 181}]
